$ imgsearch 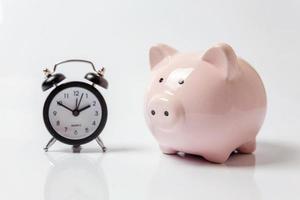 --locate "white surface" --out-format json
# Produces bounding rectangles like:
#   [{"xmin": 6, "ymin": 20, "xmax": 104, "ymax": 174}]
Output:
[{"xmin": 0, "ymin": 0, "xmax": 300, "ymax": 199}]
